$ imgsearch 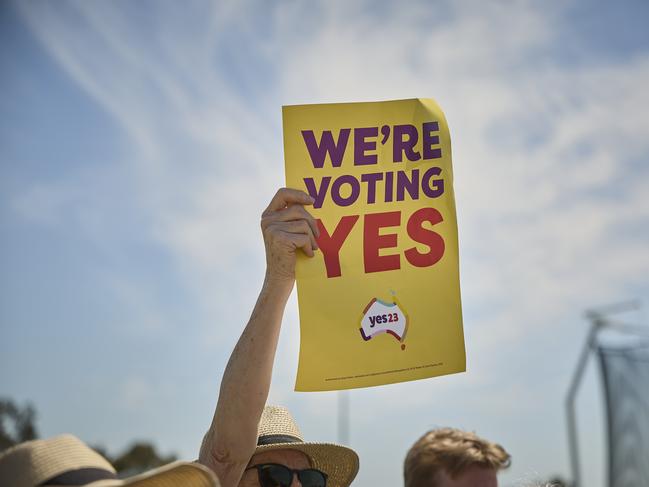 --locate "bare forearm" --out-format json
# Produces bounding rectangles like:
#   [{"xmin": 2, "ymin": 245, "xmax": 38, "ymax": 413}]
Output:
[
  {"xmin": 214, "ymin": 275, "xmax": 293, "ymax": 446},
  {"xmin": 199, "ymin": 189, "xmax": 316, "ymax": 486},
  {"xmin": 199, "ymin": 275, "xmax": 294, "ymax": 487}
]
